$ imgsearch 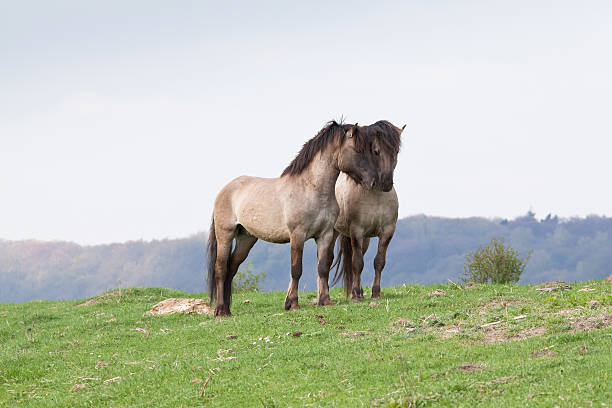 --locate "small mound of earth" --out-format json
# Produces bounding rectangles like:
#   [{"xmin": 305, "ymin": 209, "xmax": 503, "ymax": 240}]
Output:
[
  {"xmin": 569, "ymin": 314, "xmax": 612, "ymax": 332},
  {"xmin": 535, "ymin": 281, "xmax": 571, "ymax": 293},
  {"xmin": 531, "ymin": 347, "xmax": 558, "ymax": 359},
  {"xmin": 459, "ymin": 362, "xmax": 485, "ymax": 373},
  {"xmin": 145, "ymin": 298, "xmax": 214, "ymax": 316},
  {"xmin": 77, "ymin": 298, "xmax": 100, "ymax": 307},
  {"xmin": 482, "ymin": 326, "xmax": 546, "ymax": 343}
]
